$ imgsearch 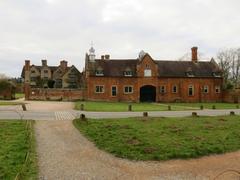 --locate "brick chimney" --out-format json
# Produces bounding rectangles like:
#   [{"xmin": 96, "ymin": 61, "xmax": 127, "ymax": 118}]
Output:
[
  {"xmin": 42, "ymin": 59, "xmax": 47, "ymax": 66},
  {"xmin": 191, "ymin": 47, "xmax": 198, "ymax": 63},
  {"xmin": 105, "ymin": 54, "xmax": 110, "ymax": 60},
  {"xmin": 25, "ymin": 60, "xmax": 30, "ymax": 71},
  {"xmin": 60, "ymin": 60, "xmax": 68, "ymax": 70}
]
